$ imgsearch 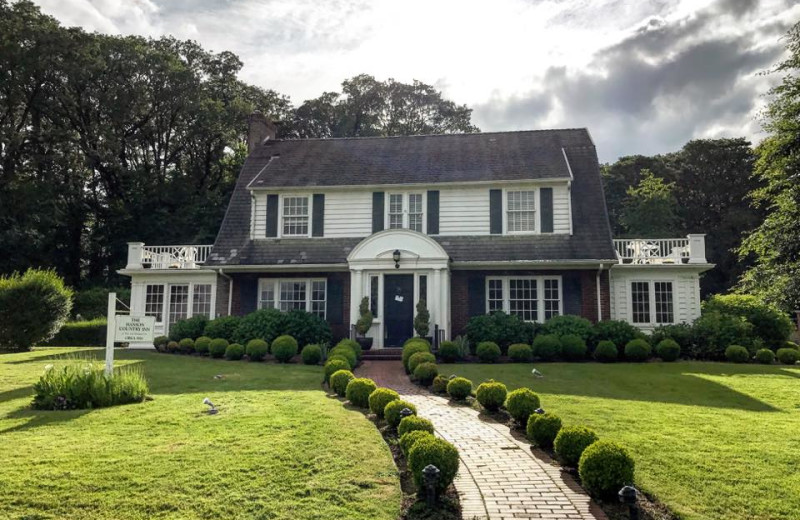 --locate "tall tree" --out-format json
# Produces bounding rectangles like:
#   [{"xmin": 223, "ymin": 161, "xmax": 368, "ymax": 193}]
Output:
[{"xmin": 619, "ymin": 169, "xmax": 679, "ymax": 237}]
